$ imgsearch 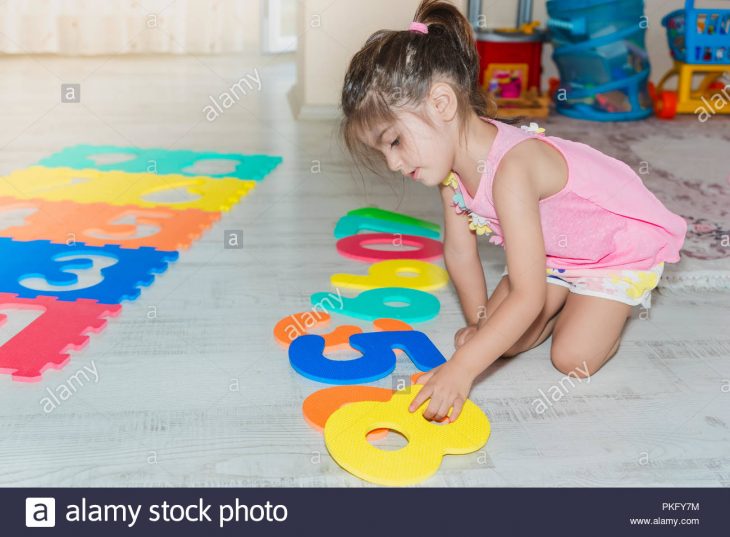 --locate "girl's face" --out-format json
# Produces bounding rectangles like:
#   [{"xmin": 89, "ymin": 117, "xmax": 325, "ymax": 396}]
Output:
[{"xmin": 363, "ymin": 107, "xmax": 456, "ymax": 188}]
